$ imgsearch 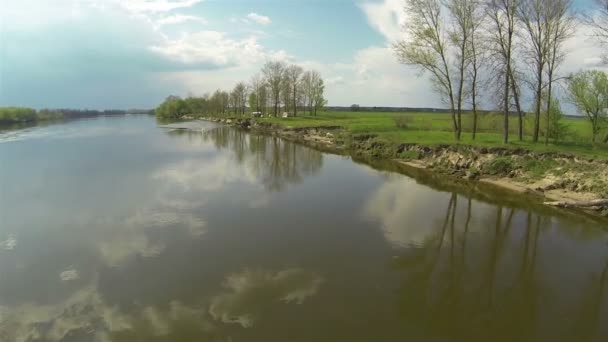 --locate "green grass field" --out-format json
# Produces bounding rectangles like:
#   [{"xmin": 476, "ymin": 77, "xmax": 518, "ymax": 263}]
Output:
[{"xmin": 257, "ymin": 111, "xmax": 608, "ymax": 159}]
